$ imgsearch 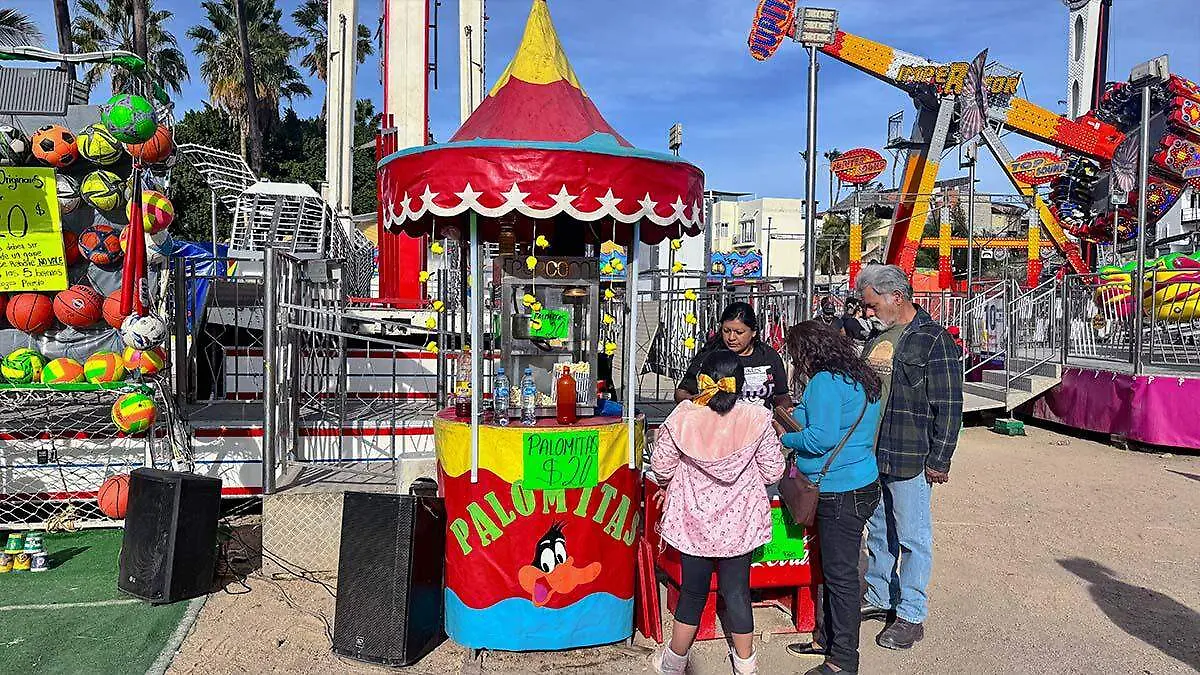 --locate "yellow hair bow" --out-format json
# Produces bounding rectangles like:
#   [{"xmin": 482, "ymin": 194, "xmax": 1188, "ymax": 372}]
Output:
[{"xmin": 694, "ymin": 373, "xmax": 737, "ymax": 406}]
